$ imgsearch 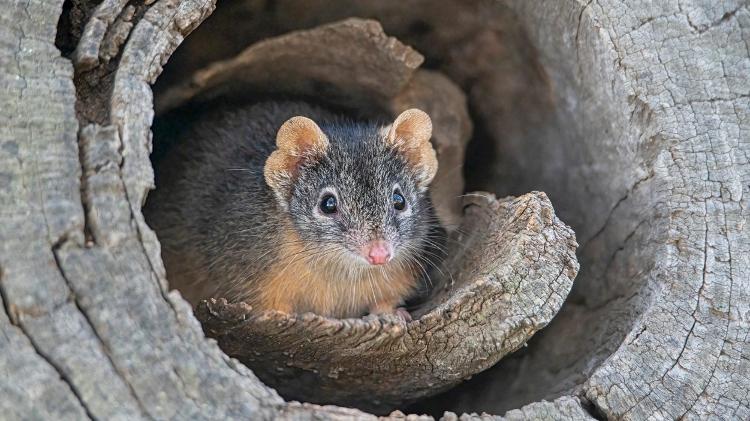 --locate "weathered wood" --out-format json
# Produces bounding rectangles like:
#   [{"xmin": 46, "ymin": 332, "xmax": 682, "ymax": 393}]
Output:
[
  {"xmin": 560, "ymin": 2, "xmax": 750, "ymax": 419},
  {"xmin": 72, "ymin": 0, "xmax": 130, "ymax": 71},
  {"xmin": 1, "ymin": 0, "xmax": 747, "ymax": 419},
  {"xmin": 440, "ymin": 396, "xmax": 596, "ymax": 421},
  {"xmin": 154, "ymin": 18, "xmax": 423, "ymax": 115},
  {"xmin": 0, "ymin": 0, "xmax": 130, "ymax": 418},
  {"xmin": 196, "ymin": 192, "xmax": 578, "ymax": 412},
  {"xmin": 444, "ymin": 1, "xmax": 750, "ymax": 418}
]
